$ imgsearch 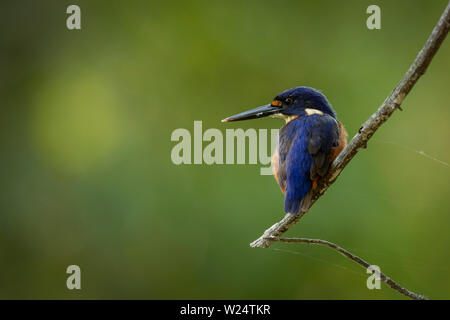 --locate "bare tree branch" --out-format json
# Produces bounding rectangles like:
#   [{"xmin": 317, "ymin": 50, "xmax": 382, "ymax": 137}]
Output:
[
  {"xmin": 276, "ymin": 237, "xmax": 427, "ymax": 300},
  {"xmin": 250, "ymin": 2, "xmax": 450, "ymax": 300}
]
